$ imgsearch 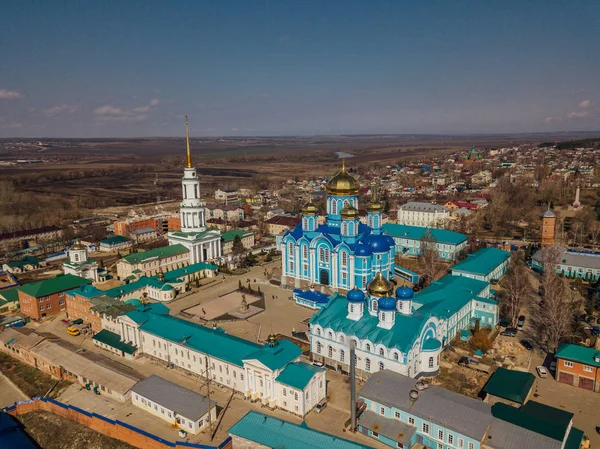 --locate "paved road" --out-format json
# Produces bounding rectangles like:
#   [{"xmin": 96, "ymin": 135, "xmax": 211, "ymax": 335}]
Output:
[{"xmin": 0, "ymin": 372, "xmax": 28, "ymax": 409}]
